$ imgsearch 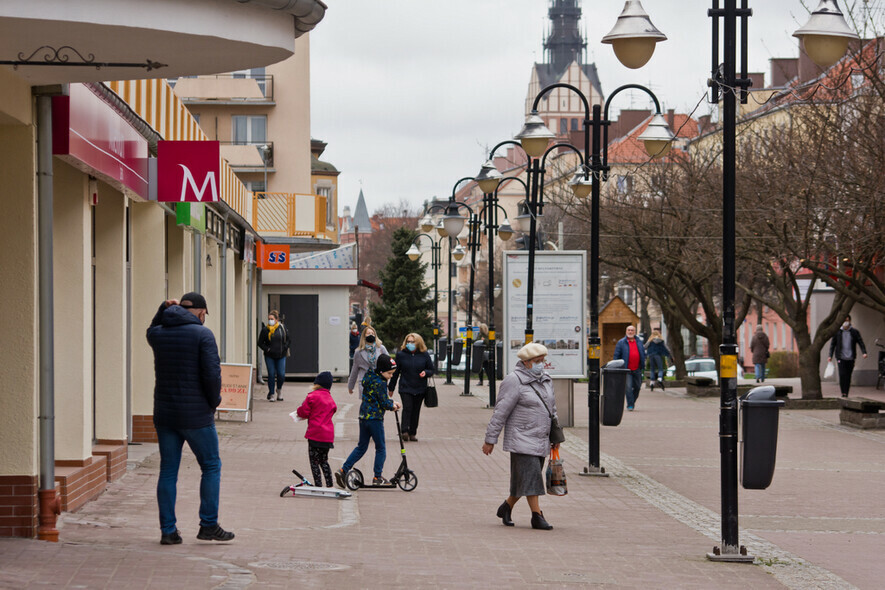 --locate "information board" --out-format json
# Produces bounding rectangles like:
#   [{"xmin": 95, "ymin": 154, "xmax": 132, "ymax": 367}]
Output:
[
  {"xmin": 216, "ymin": 363, "xmax": 253, "ymax": 422},
  {"xmin": 502, "ymin": 251, "xmax": 587, "ymax": 378}
]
